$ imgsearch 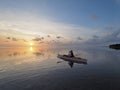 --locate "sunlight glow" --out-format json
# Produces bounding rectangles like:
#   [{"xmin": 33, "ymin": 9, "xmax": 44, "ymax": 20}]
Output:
[
  {"xmin": 29, "ymin": 42, "xmax": 33, "ymax": 46},
  {"xmin": 29, "ymin": 47, "xmax": 33, "ymax": 51}
]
